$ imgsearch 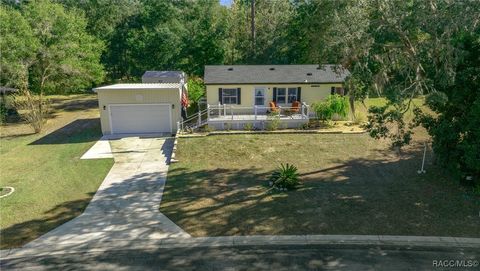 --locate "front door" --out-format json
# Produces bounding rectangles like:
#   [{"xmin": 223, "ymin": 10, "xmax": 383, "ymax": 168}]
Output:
[{"xmin": 254, "ymin": 87, "xmax": 266, "ymax": 113}]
